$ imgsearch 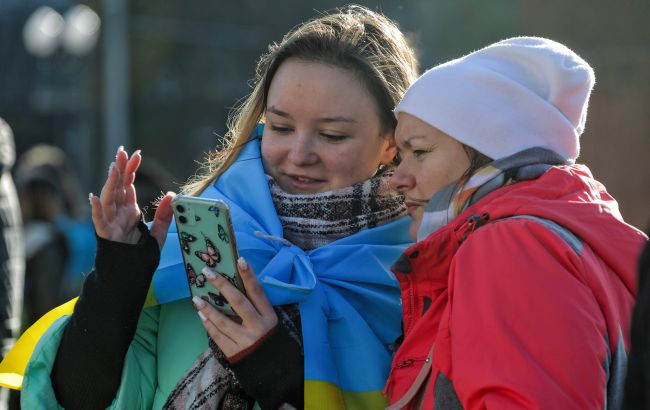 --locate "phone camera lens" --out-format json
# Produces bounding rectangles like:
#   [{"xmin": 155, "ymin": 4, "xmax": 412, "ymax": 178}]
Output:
[
  {"xmin": 176, "ymin": 205, "xmax": 185, "ymax": 213},
  {"xmin": 178, "ymin": 215, "xmax": 187, "ymax": 224}
]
